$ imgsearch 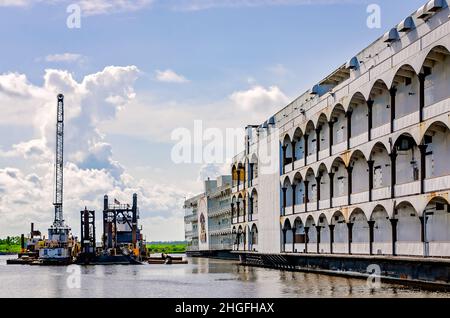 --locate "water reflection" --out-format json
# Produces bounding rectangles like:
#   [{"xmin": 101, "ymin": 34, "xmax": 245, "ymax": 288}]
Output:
[{"xmin": 0, "ymin": 255, "xmax": 448, "ymax": 298}]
